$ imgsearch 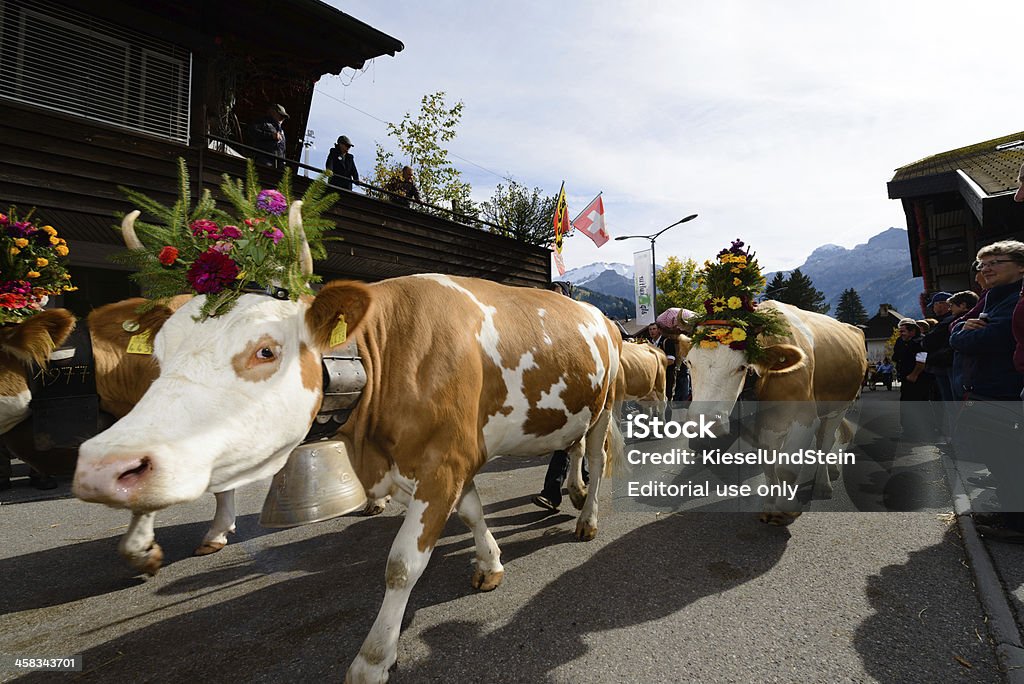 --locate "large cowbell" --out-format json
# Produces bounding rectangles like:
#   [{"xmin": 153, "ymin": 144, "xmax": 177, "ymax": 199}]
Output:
[{"xmin": 260, "ymin": 440, "xmax": 366, "ymax": 528}]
